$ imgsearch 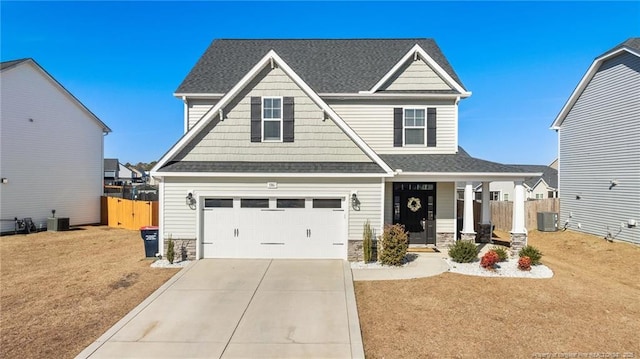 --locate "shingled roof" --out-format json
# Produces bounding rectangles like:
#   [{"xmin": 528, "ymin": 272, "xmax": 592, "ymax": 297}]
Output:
[
  {"xmin": 0, "ymin": 58, "xmax": 29, "ymax": 71},
  {"xmin": 380, "ymin": 152, "xmax": 527, "ymax": 173},
  {"xmin": 175, "ymin": 39, "xmax": 466, "ymax": 94},
  {"xmin": 610, "ymin": 37, "xmax": 640, "ymax": 54}
]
